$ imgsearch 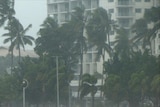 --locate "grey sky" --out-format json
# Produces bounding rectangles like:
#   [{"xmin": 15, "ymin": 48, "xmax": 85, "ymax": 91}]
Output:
[{"xmin": 0, "ymin": 0, "xmax": 47, "ymax": 50}]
